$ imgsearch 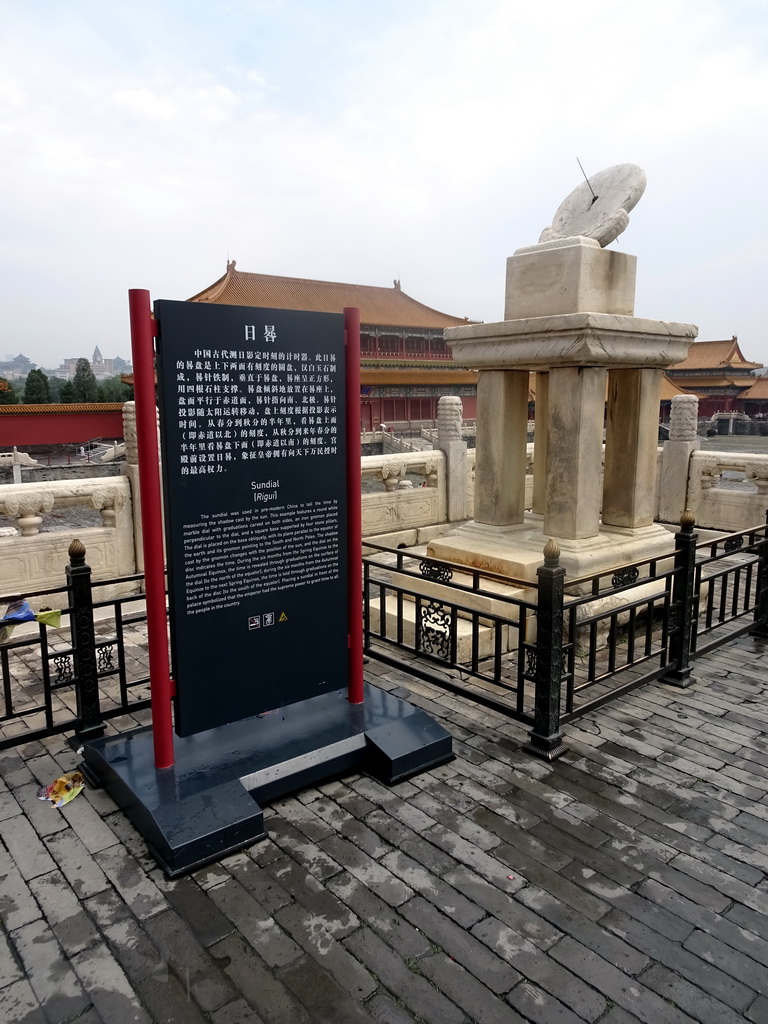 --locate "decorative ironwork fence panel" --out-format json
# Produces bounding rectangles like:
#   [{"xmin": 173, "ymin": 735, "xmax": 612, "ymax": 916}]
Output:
[
  {"xmin": 362, "ymin": 543, "xmax": 537, "ymax": 724},
  {"xmin": 2, "ymin": 517, "xmax": 767, "ymax": 755},
  {"xmin": 691, "ymin": 524, "xmax": 768, "ymax": 657},
  {"xmin": 0, "ymin": 572, "xmax": 153, "ymax": 751},
  {"xmin": 559, "ymin": 558, "xmax": 677, "ymax": 724},
  {"xmin": 362, "ymin": 517, "xmax": 768, "ymax": 746}
]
